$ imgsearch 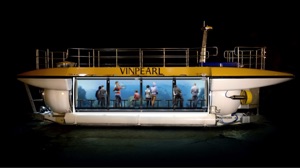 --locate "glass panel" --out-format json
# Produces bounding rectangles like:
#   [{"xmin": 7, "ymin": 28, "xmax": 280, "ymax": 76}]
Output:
[
  {"xmin": 110, "ymin": 79, "xmax": 140, "ymax": 108},
  {"xmin": 142, "ymin": 79, "xmax": 173, "ymax": 108},
  {"xmin": 176, "ymin": 78, "xmax": 206, "ymax": 109},
  {"xmin": 76, "ymin": 79, "xmax": 107, "ymax": 108}
]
